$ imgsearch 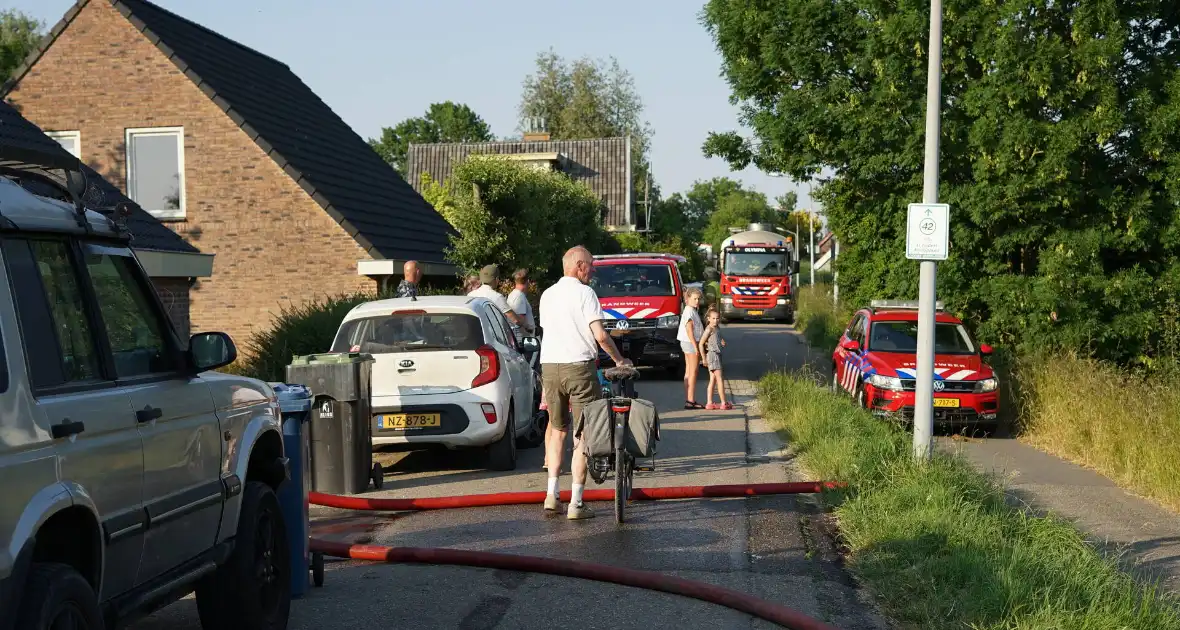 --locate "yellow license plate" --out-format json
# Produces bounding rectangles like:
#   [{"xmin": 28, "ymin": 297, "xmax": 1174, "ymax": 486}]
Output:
[
  {"xmin": 380, "ymin": 413, "xmax": 440, "ymax": 429},
  {"xmin": 933, "ymin": 398, "xmax": 960, "ymax": 408},
  {"xmin": 747, "ymin": 310, "xmax": 764, "ymax": 316}
]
